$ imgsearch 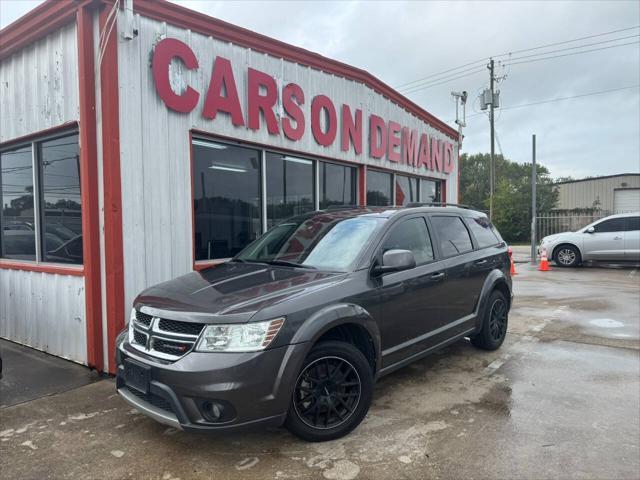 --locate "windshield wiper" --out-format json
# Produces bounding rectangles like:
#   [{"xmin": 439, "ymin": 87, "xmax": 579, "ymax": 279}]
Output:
[{"xmin": 265, "ymin": 260, "xmax": 317, "ymax": 269}]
